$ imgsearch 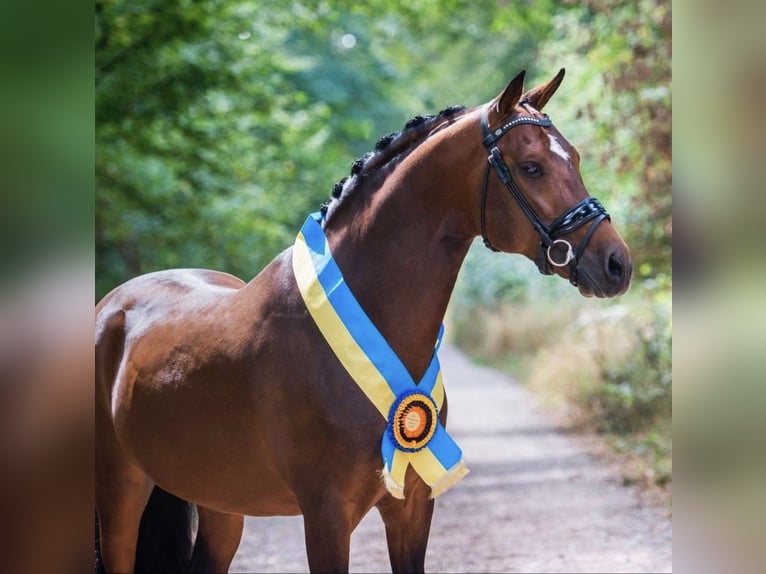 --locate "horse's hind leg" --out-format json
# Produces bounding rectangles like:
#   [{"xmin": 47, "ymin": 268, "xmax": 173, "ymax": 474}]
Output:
[
  {"xmin": 376, "ymin": 480, "xmax": 435, "ymax": 573},
  {"xmin": 96, "ymin": 304, "xmax": 155, "ymax": 572},
  {"xmin": 95, "ymin": 421, "xmax": 154, "ymax": 573},
  {"xmin": 96, "ymin": 374, "xmax": 153, "ymax": 572},
  {"xmin": 189, "ymin": 507, "xmax": 244, "ymax": 573}
]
